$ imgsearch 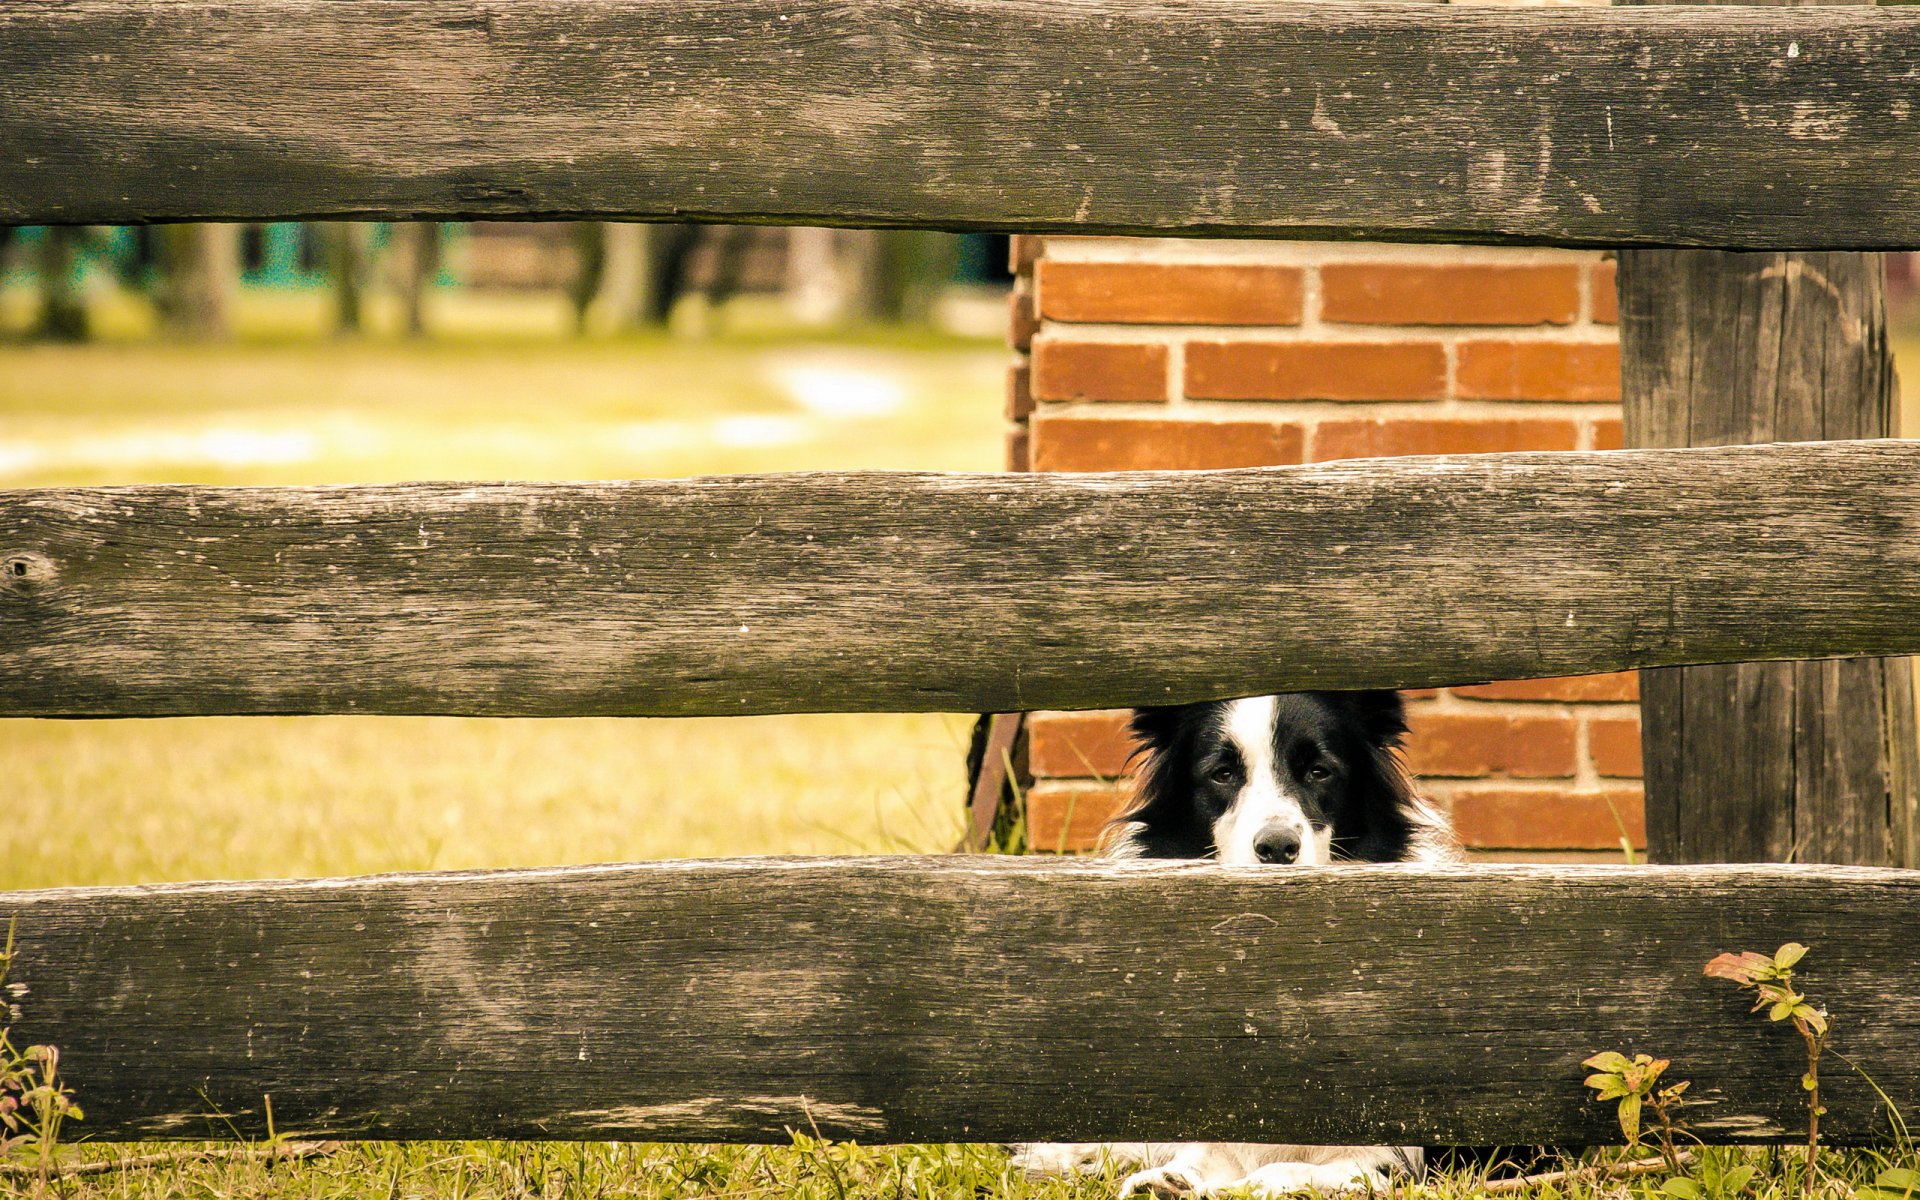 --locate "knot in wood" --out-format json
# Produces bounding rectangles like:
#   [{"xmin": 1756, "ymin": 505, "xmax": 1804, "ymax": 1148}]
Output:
[{"xmin": 1, "ymin": 552, "xmax": 54, "ymax": 594}]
